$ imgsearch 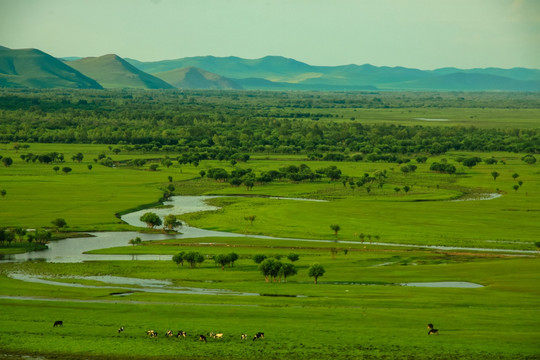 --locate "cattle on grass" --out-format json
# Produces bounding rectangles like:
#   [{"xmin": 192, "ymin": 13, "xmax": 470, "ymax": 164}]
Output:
[
  {"xmin": 53, "ymin": 321, "xmax": 63, "ymax": 327},
  {"xmin": 427, "ymin": 324, "xmax": 439, "ymax": 335},
  {"xmin": 118, "ymin": 326, "xmax": 124, "ymax": 333},
  {"xmin": 199, "ymin": 335, "xmax": 207, "ymax": 342},
  {"xmin": 241, "ymin": 334, "xmax": 248, "ymax": 340},
  {"xmin": 166, "ymin": 330, "xmax": 173, "ymax": 337},
  {"xmin": 146, "ymin": 330, "xmax": 158, "ymax": 338},
  {"xmin": 253, "ymin": 332, "xmax": 264, "ymax": 341},
  {"xmin": 177, "ymin": 330, "xmax": 187, "ymax": 338}
]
